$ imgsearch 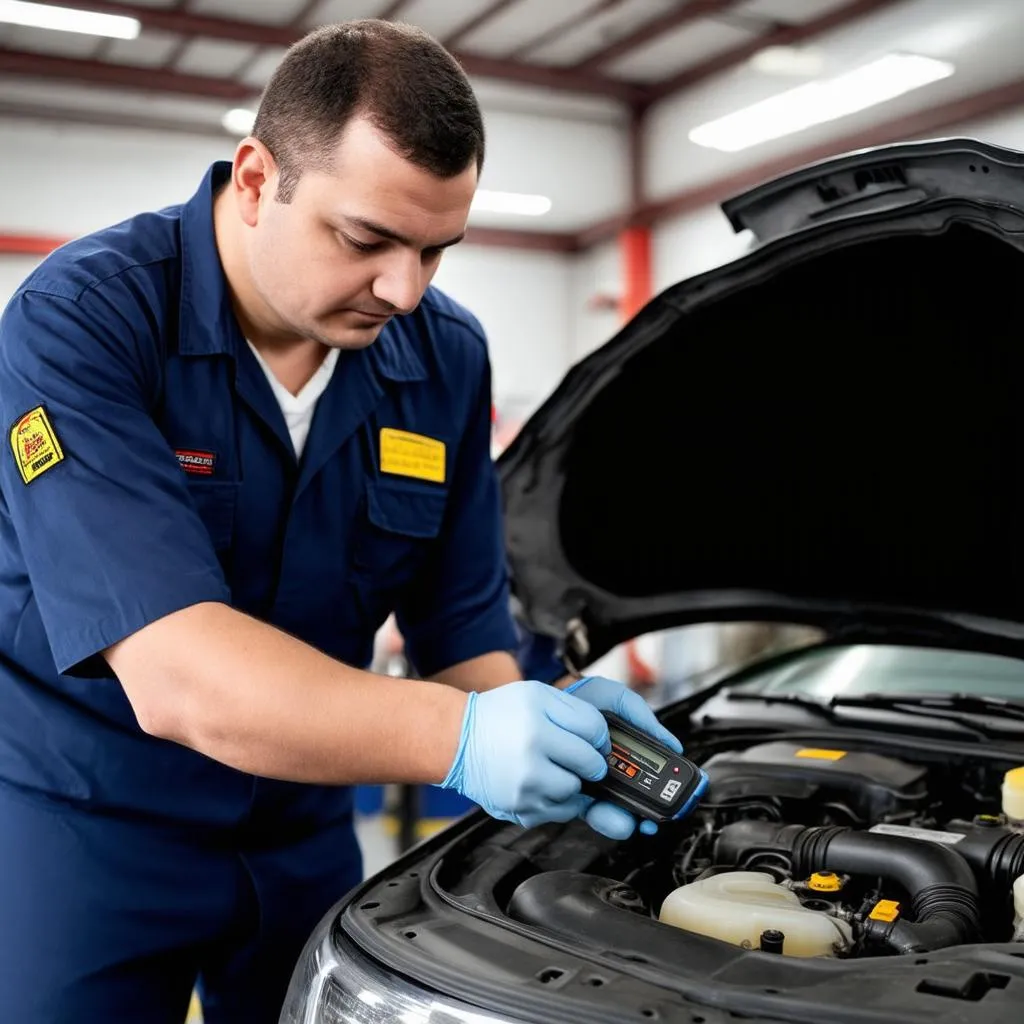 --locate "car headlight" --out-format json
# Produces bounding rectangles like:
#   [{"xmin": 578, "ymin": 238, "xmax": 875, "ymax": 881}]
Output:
[{"xmin": 279, "ymin": 912, "xmax": 522, "ymax": 1024}]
